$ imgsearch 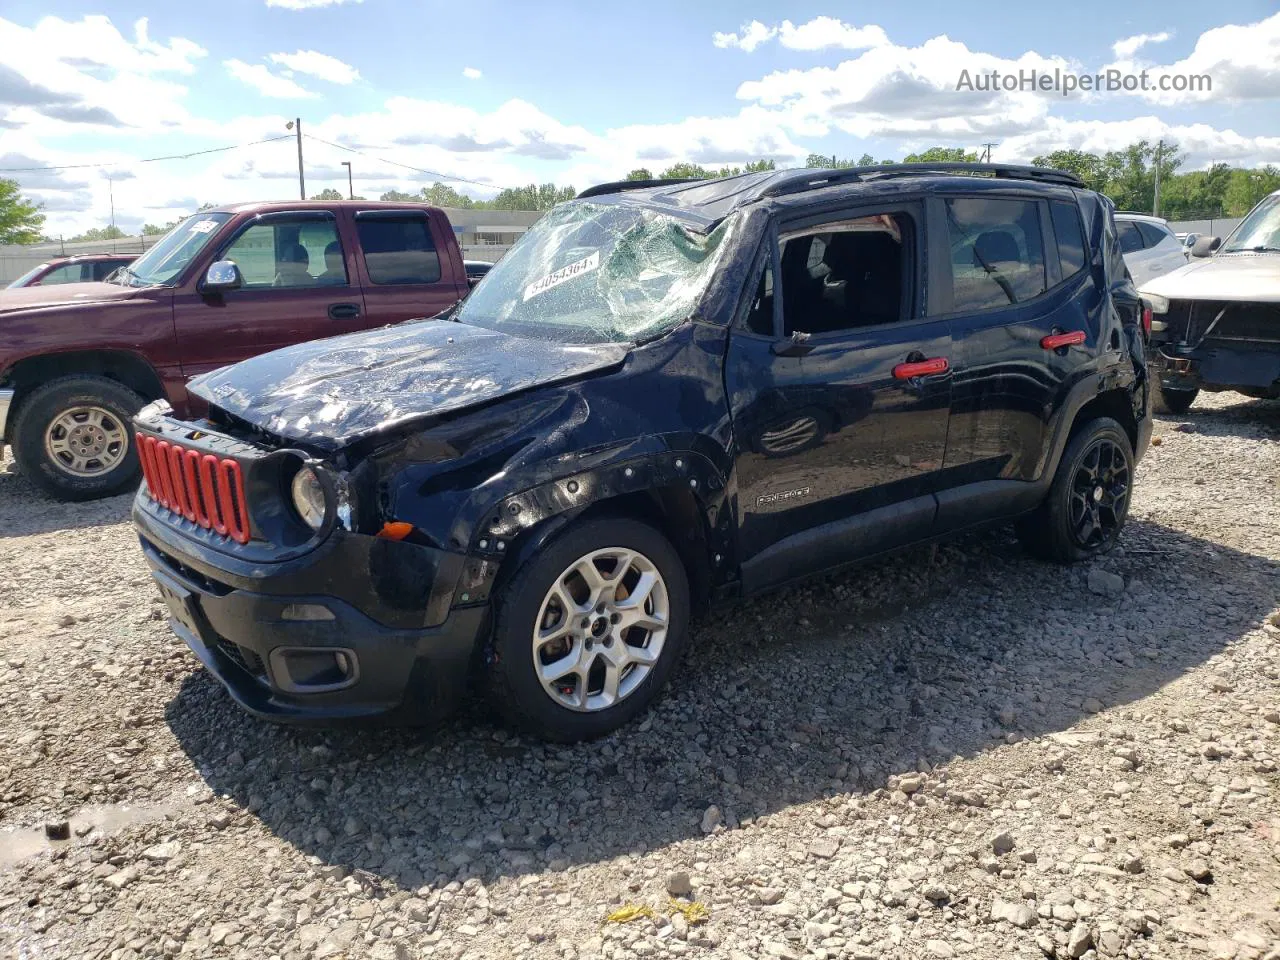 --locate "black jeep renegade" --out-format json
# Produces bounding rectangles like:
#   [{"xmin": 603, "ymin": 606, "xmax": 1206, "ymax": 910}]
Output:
[{"xmin": 132, "ymin": 164, "xmax": 1153, "ymax": 741}]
